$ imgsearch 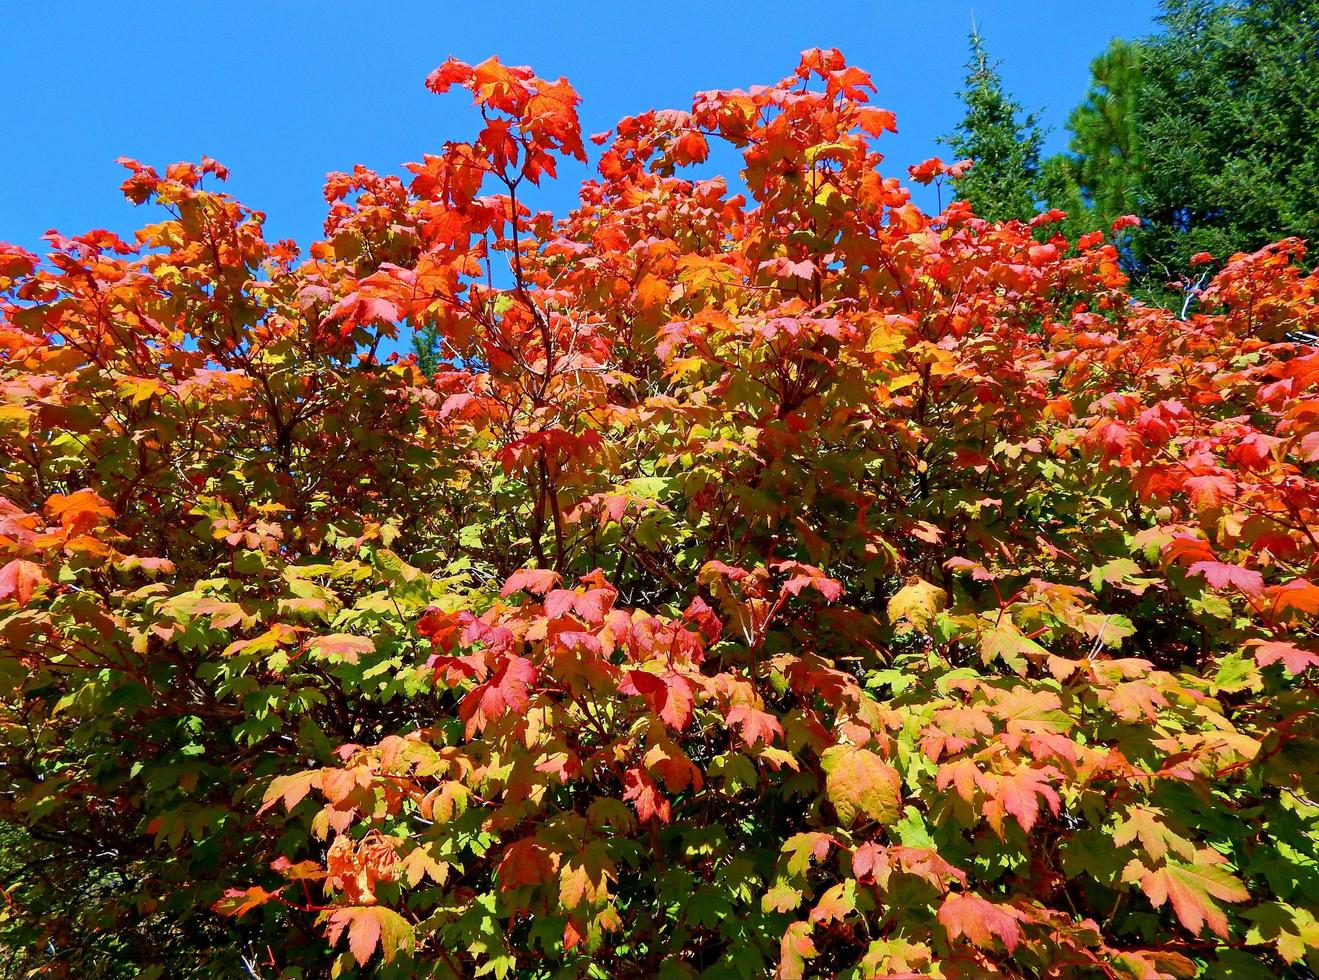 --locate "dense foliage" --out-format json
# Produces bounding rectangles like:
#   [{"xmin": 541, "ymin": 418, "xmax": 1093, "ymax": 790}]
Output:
[
  {"xmin": 1, "ymin": 50, "xmax": 1318, "ymax": 979},
  {"xmin": 947, "ymin": 1, "xmax": 1318, "ymax": 291}
]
